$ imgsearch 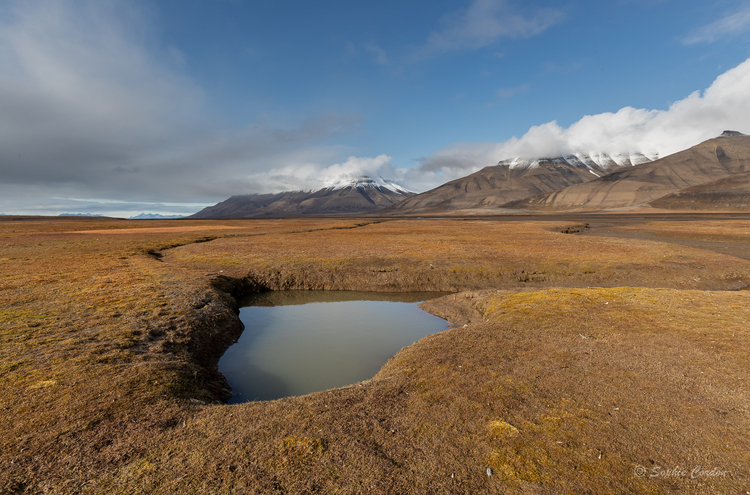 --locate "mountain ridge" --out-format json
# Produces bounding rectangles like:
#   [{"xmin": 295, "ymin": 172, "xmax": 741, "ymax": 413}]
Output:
[
  {"xmin": 190, "ymin": 176, "xmax": 415, "ymax": 218},
  {"xmin": 383, "ymin": 151, "xmax": 656, "ymax": 215},
  {"xmin": 191, "ymin": 132, "xmax": 750, "ymax": 218},
  {"xmin": 506, "ymin": 133, "xmax": 750, "ymax": 211}
]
